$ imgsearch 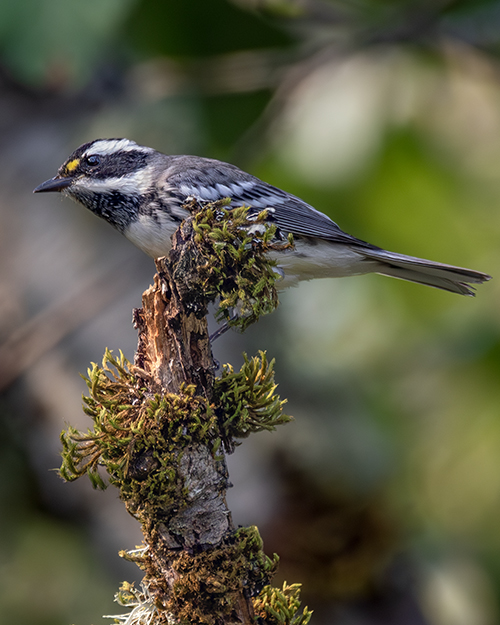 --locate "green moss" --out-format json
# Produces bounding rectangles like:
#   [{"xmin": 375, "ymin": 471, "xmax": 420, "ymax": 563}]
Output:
[
  {"xmin": 113, "ymin": 527, "xmax": 279, "ymax": 625},
  {"xmin": 59, "ymin": 349, "xmax": 141, "ymax": 490},
  {"xmin": 115, "ymin": 541, "xmax": 310, "ymax": 625},
  {"xmin": 59, "ymin": 350, "xmax": 219, "ymax": 519},
  {"xmin": 164, "ymin": 526, "xmax": 279, "ymax": 625},
  {"xmin": 60, "ymin": 348, "xmax": 290, "ymax": 493},
  {"xmin": 189, "ymin": 199, "xmax": 293, "ymax": 332},
  {"xmin": 214, "ymin": 350, "xmax": 291, "ymax": 444},
  {"xmin": 253, "ymin": 582, "xmax": 313, "ymax": 625}
]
